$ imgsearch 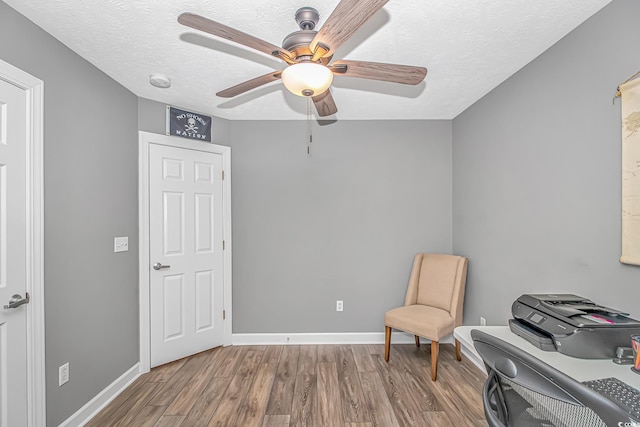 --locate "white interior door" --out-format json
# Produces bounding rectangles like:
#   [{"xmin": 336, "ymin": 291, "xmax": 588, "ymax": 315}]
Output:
[
  {"xmin": 149, "ymin": 143, "xmax": 225, "ymax": 367},
  {"xmin": 0, "ymin": 76, "xmax": 29, "ymax": 426}
]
